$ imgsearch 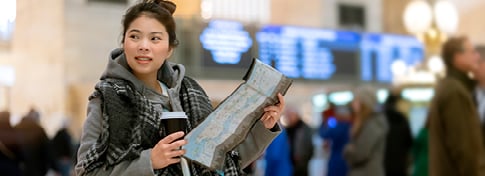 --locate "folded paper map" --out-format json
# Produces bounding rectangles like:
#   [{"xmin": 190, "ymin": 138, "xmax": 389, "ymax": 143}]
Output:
[{"xmin": 183, "ymin": 58, "xmax": 292, "ymax": 170}]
